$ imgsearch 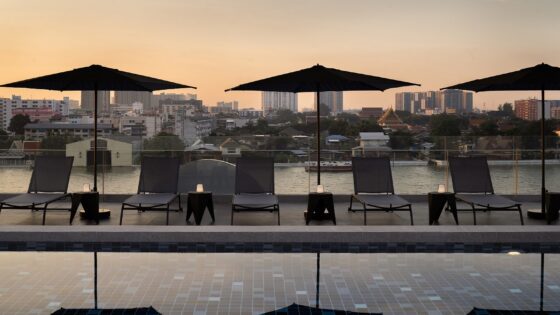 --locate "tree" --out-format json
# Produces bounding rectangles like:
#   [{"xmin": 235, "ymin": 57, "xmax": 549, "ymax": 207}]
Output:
[
  {"xmin": 474, "ymin": 120, "xmax": 500, "ymax": 136},
  {"xmin": 429, "ymin": 114, "xmax": 463, "ymax": 137},
  {"xmin": 0, "ymin": 129, "xmax": 12, "ymax": 149},
  {"xmin": 8, "ymin": 114, "xmax": 31, "ymax": 135},
  {"xmin": 499, "ymin": 103, "xmax": 514, "ymax": 116},
  {"xmin": 327, "ymin": 119, "xmax": 349, "ymax": 135},
  {"xmin": 389, "ymin": 130, "xmax": 414, "ymax": 150},
  {"xmin": 41, "ymin": 134, "xmax": 81, "ymax": 155},
  {"xmin": 143, "ymin": 132, "xmax": 186, "ymax": 158}
]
